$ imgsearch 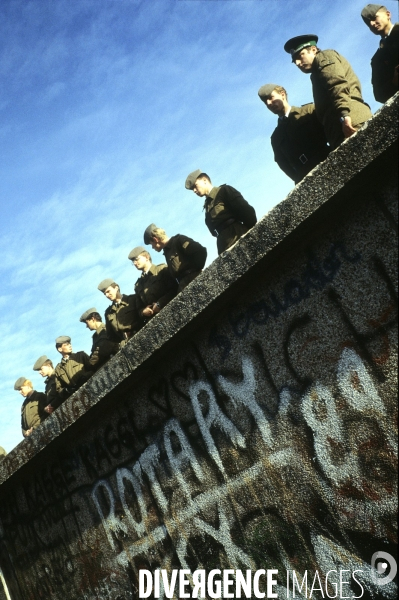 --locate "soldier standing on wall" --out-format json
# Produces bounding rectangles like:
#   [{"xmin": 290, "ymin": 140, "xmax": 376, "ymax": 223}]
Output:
[
  {"xmin": 184, "ymin": 170, "xmax": 257, "ymax": 255},
  {"xmin": 284, "ymin": 35, "xmax": 372, "ymax": 149},
  {"xmin": 257, "ymin": 83, "xmax": 330, "ymax": 183},
  {"xmin": 14, "ymin": 377, "xmax": 48, "ymax": 437},
  {"xmin": 128, "ymin": 246, "xmax": 177, "ymax": 322},
  {"xmin": 97, "ymin": 279, "xmax": 140, "ymax": 346},
  {"xmin": 361, "ymin": 4, "xmax": 399, "ymax": 103},
  {"xmin": 143, "ymin": 224, "xmax": 207, "ymax": 293},
  {"xmin": 32, "ymin": 355, "xmax": 57, "ymax": 415},
  {"xmin": 54, "ymin": 336, "xmax": 93, "ymax": 406},
  {"xmin": 79, "ymin": 308, "xmax": 119, "ymax": 370}
]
